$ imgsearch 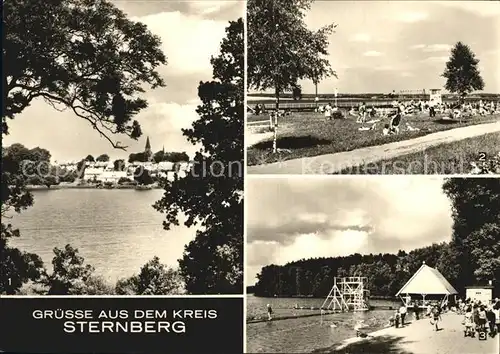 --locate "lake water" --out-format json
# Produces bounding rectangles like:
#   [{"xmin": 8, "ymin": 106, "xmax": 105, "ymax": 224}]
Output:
[
  {"xmin": 8, "ymin": 189, "xmax": 194, "ymax": 283},
  {"xmin": 247, "ymin": 294, "xmax": 401, "ymax": 353}
]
